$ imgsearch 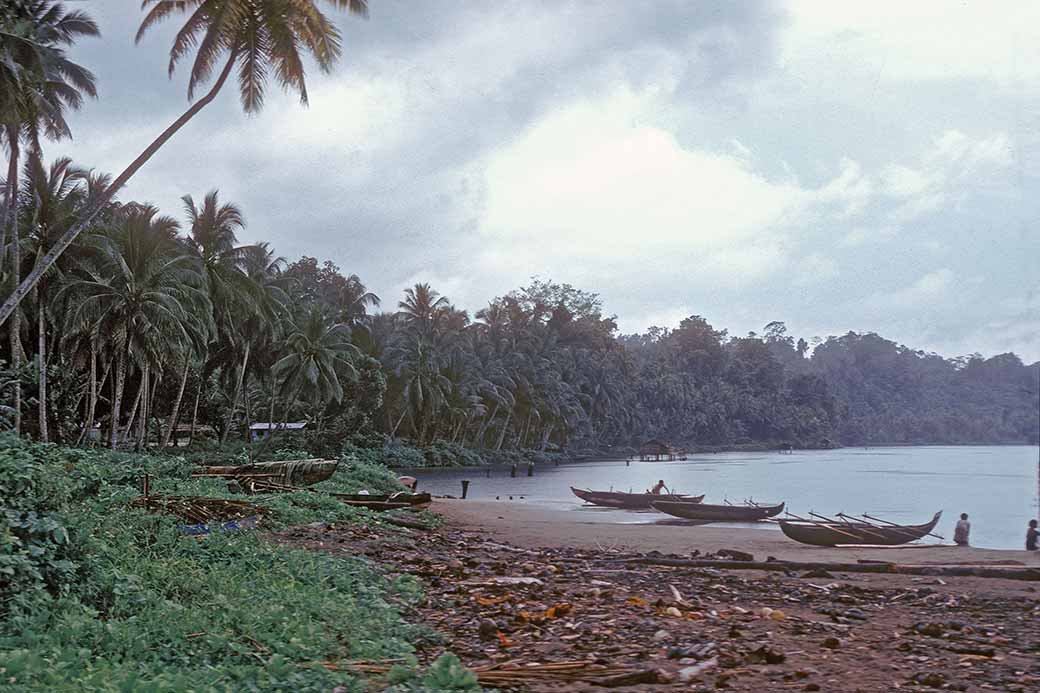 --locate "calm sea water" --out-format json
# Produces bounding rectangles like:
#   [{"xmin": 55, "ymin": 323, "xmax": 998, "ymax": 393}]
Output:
[{"xmin": 404, "ymin": 446, "xmax": 1040, "ymax": 550}]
